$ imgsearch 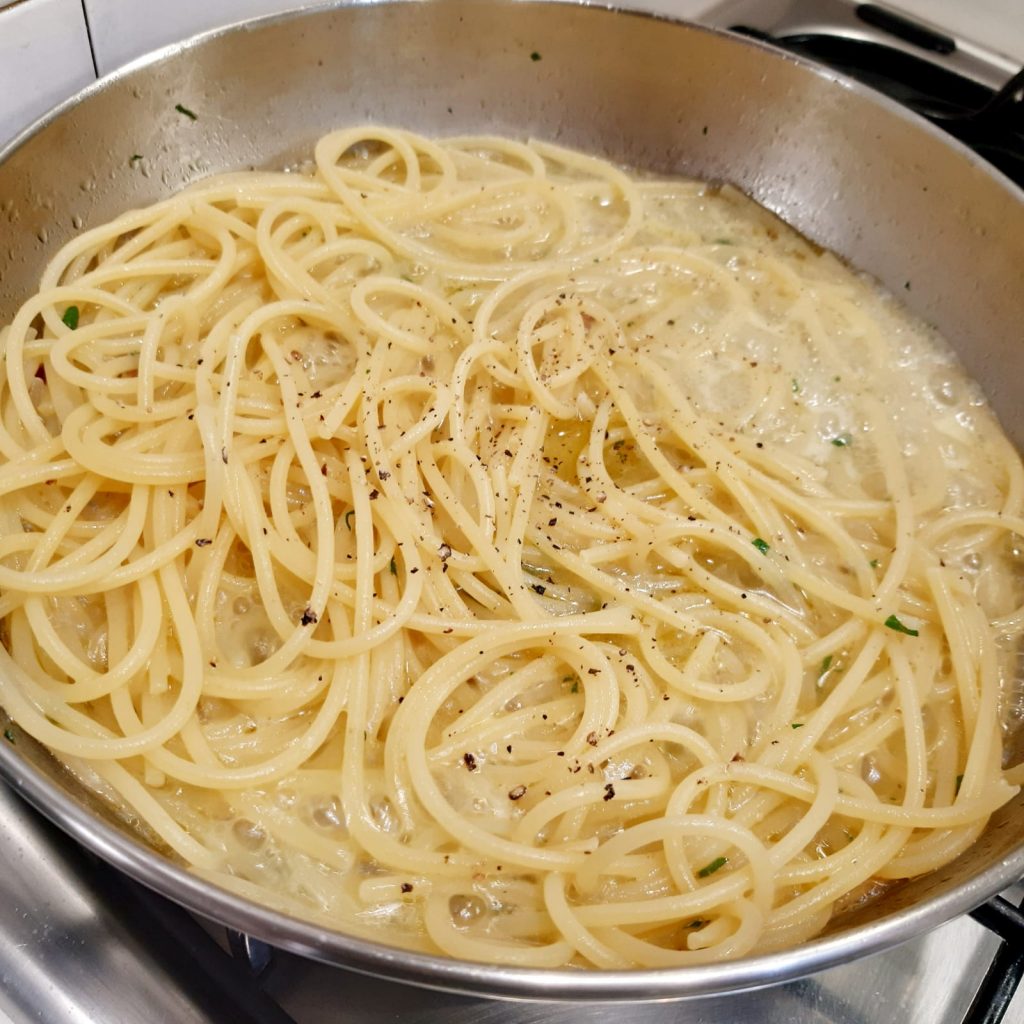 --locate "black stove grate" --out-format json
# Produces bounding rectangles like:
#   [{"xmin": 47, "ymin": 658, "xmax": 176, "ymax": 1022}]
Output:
[
  {"xmin": 729, "ymin": 5, "xmax": 1024, "ymax": 189},
  {"xmin": 964, "ymin": 894, "xmax": 1024, "ymax": 1024}
]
